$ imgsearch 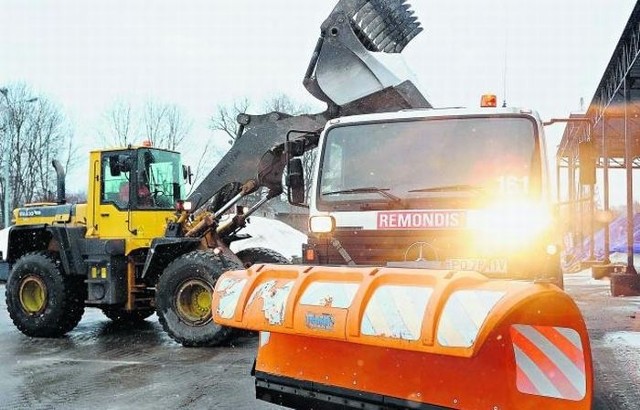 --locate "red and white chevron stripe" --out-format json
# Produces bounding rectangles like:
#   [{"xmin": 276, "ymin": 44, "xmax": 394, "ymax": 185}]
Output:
[{"xmin": 510, "ymin": 324, "xmax": 586, "ymax": 401}]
